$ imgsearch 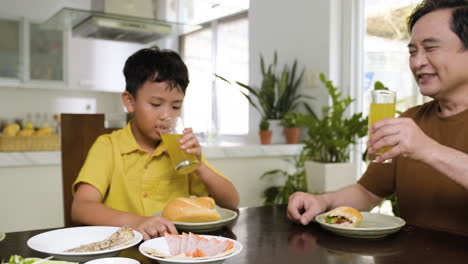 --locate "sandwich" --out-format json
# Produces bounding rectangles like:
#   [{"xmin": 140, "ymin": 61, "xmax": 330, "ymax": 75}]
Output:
[
  {"xmin": 324, "ymin": 206, "xmax": 362, "ymax": 227},
  {"xmin": 162, "ymin": 197, "xmax": 221, "ymax": 223}
]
